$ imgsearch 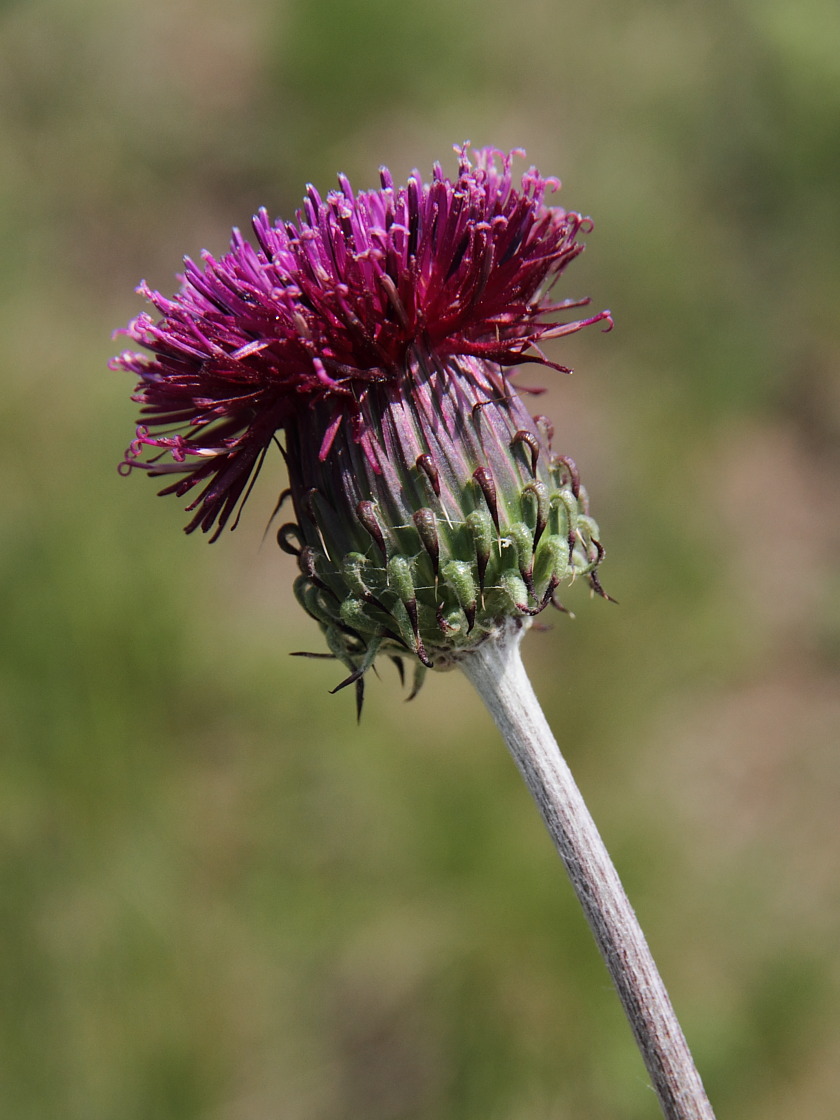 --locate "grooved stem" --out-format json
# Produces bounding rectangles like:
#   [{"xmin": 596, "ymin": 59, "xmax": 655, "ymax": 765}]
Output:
[{"xmin": 459, "ymin": 625, "xmax": 716, "ymax": 1120}]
